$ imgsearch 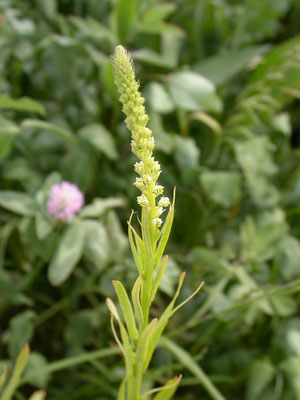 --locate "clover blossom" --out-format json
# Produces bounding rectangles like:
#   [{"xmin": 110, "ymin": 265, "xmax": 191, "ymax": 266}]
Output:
[
  {"xmin": 113, "ymin": 46, "xmax": 169, "ymax": 229},
  {"xmin": 47, "ymin": 181, "xmax": 84, "ymax": 222}
]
